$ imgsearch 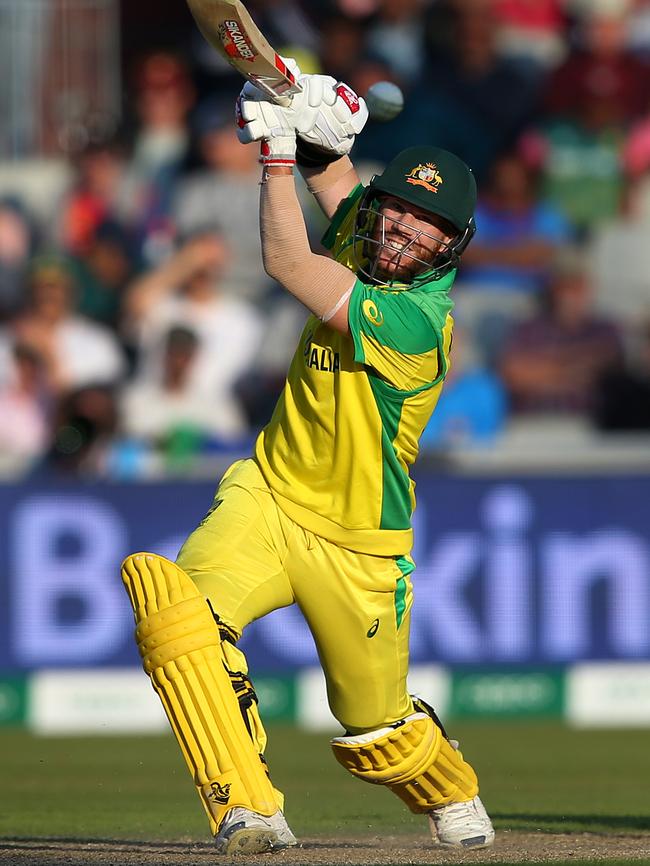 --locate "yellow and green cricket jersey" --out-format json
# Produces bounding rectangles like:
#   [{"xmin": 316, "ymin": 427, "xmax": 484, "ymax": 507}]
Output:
[{"xmin": 254, "ymin": 185, "xmax": 455, "ymax": 556}]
